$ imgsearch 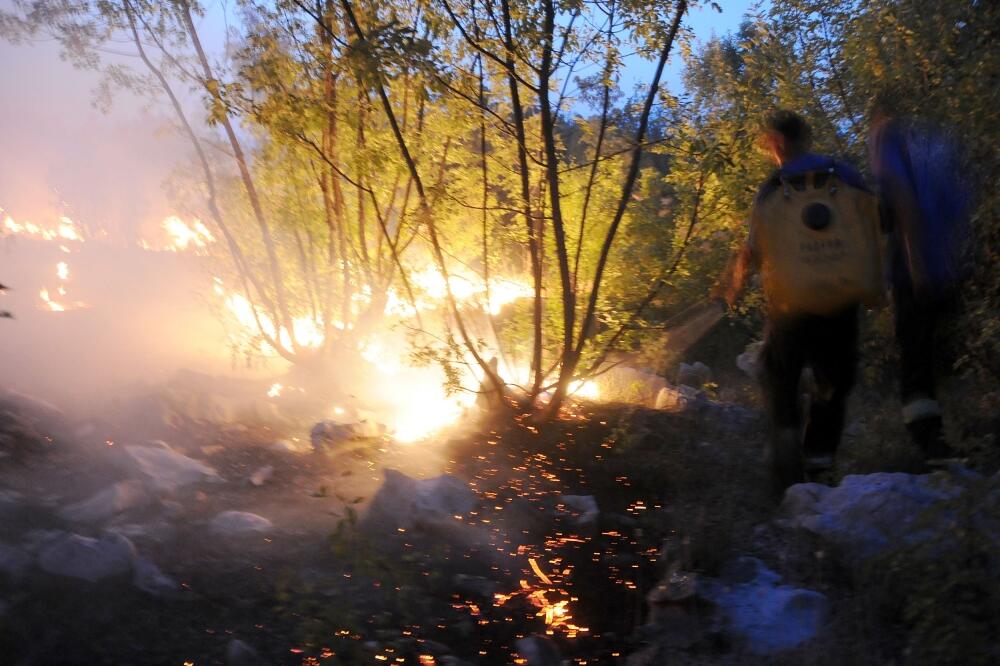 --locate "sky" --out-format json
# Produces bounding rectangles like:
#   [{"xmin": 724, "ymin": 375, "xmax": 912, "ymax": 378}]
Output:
[
  {"xmin": 629, "ymin": 0, "xmax": 760, "ymax": 96},
  {"xmin": 0, "ymin": 0, "xmax": 761, "ymax": 234}
]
